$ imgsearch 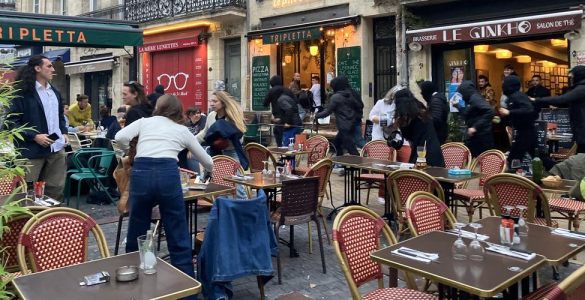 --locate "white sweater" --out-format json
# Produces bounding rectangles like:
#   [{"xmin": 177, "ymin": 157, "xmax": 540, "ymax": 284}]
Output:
[
  {"xmin": 115, "ymin": 116, "xmax": 213, "ymax": 171},
  {"xmin": 369, "ymin": 99, "xmax": 396, "ymax": 141}
]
